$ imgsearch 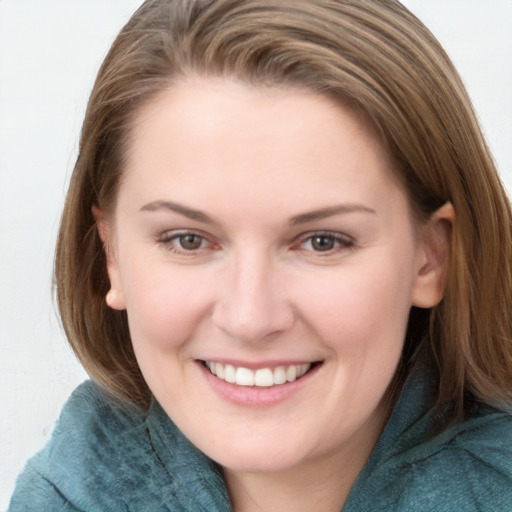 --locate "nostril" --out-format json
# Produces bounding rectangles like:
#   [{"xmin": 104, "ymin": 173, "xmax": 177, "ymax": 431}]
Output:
[{"xmin": 211, "ymin": 295, "xmax": 295, "ymax": 343}]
